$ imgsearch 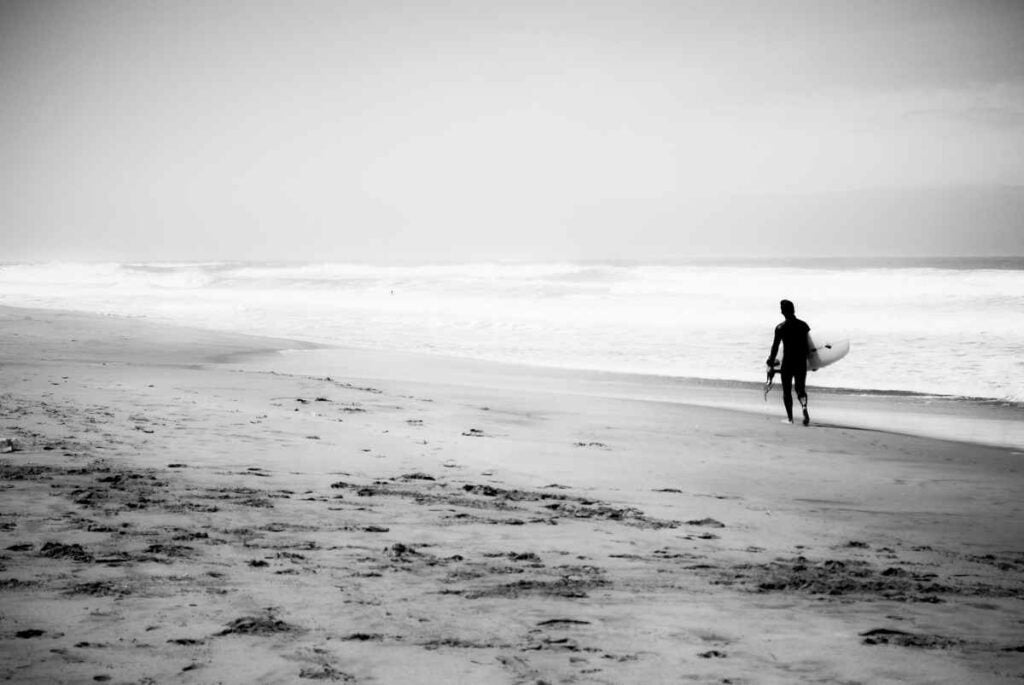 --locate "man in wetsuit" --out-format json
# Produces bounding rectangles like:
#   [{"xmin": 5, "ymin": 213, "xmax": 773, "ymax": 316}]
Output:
[{"xmin": 767, "ymin": 299, "xmax": 811, "ymax": 425}]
